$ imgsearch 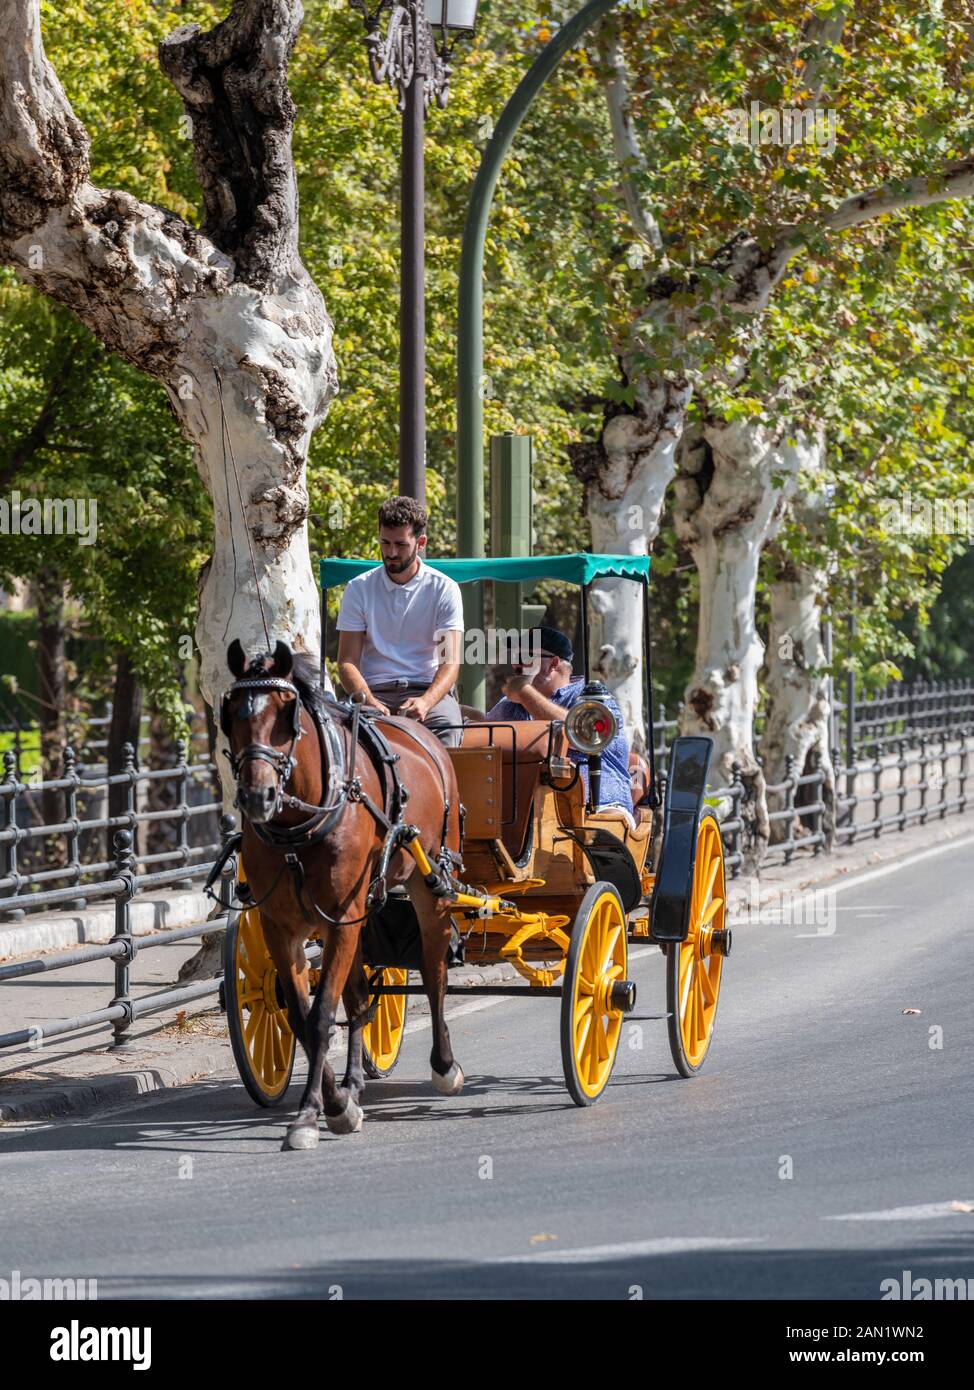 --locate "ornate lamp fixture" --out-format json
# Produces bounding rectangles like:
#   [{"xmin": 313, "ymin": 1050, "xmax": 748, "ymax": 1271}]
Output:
[{"xmin": 348, "ymin": 1, "xmax": 481, "ymax": 502}]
